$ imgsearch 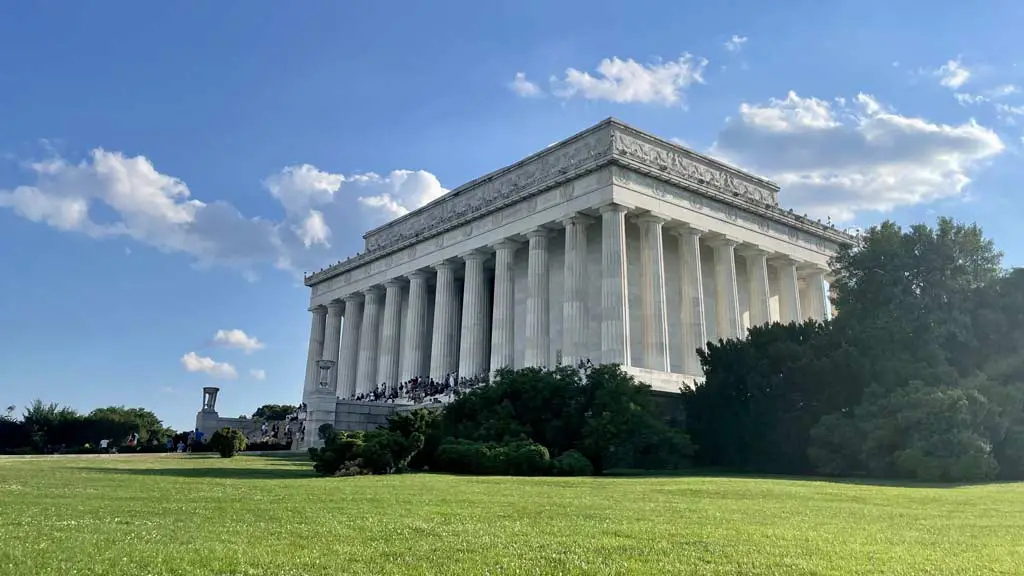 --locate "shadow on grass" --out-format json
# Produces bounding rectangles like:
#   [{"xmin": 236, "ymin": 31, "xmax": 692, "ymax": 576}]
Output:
[
  {"xmin": 79, "ymin": 463, "xmax": 317, "ymax": 480},
  {"xmin": 595, "ymin": 468, "xmax": 1022, "ymax": 489}
]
